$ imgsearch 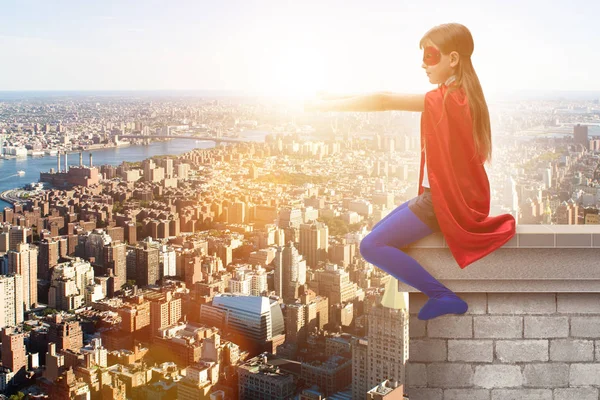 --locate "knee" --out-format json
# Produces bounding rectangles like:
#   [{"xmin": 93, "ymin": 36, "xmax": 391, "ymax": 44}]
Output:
[{"xmin": 359, "ymin": 233, "xmax": 381, "ymax": 262}]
